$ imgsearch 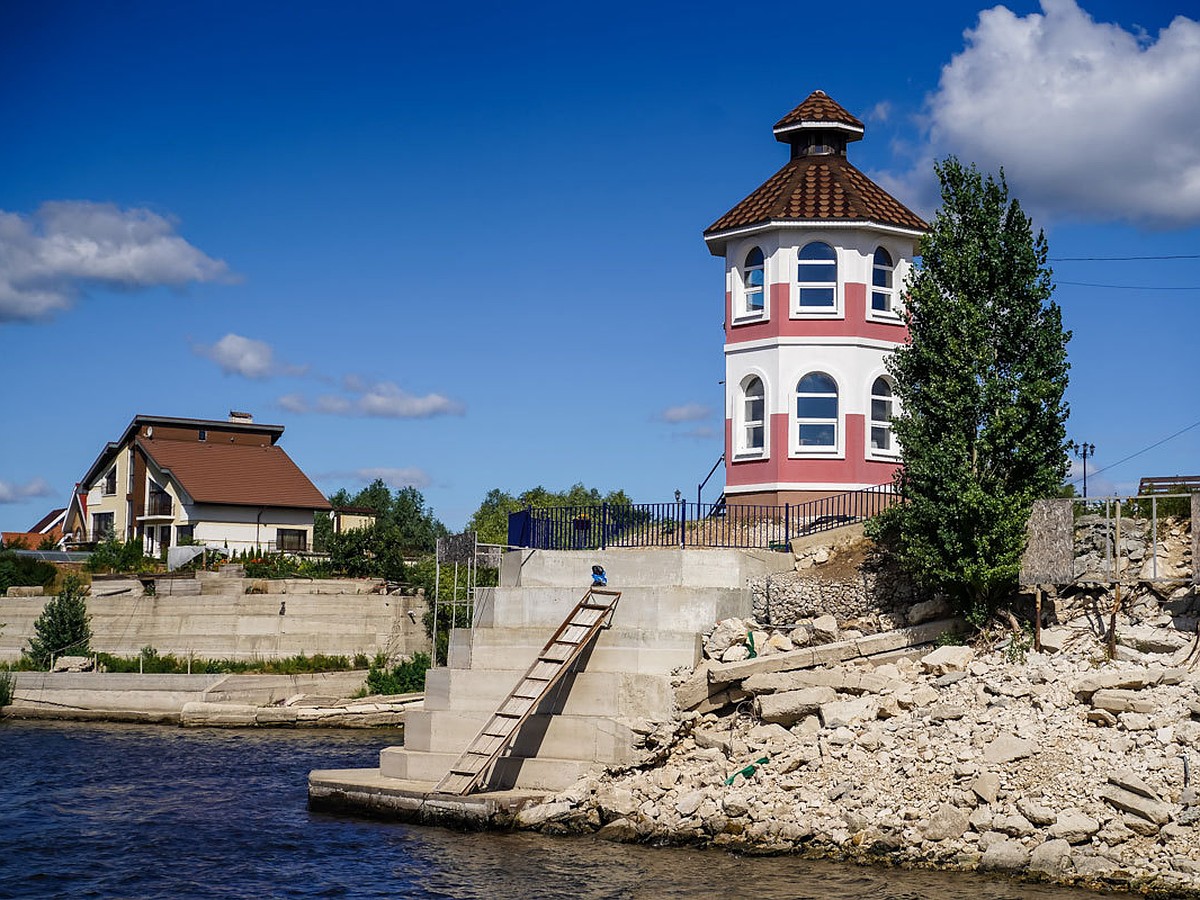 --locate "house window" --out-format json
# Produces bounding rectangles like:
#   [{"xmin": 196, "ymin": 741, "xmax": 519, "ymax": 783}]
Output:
[
  {"xmin": 176, "ymin": 524, "xmax": 194, "ymax": 545},
  {"xmin": 797, "ymin": 242, "xmax": 837, "ymax": 310},
  {"xmin": 147, "ymin": 482, "xmax": 172, "ymax": 517},
  {"xmin": 872, "ymin": 247, "xmax": 894, "ymax": 312},
  {"xmin": 796, "ymin": 373, "xmax": 838, "ymax": 449},
  {"xmin": 103, "ymin": 467, "xmax": 117, "ymax": 495},
  {"xmin": 738, "ymin": 376, "xmax": 766, "ymax": 455},
  {"xmin": 277, "ymin": 528, "xmax": 307, "ymax": 552},
  {"xmin": 870, "ymin": 377, "xmax": 896, "ymax": 453},
  {"xmin": 198, "ymin": 429, "xmax": 207, "ymax": 442},
  {"xmin": 91, "ymin": 512, "xmax": 115, "ymax": 540},
  {"xmin": 740, "ymin": 247, "xmax": 765, "ymax": 317}
]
